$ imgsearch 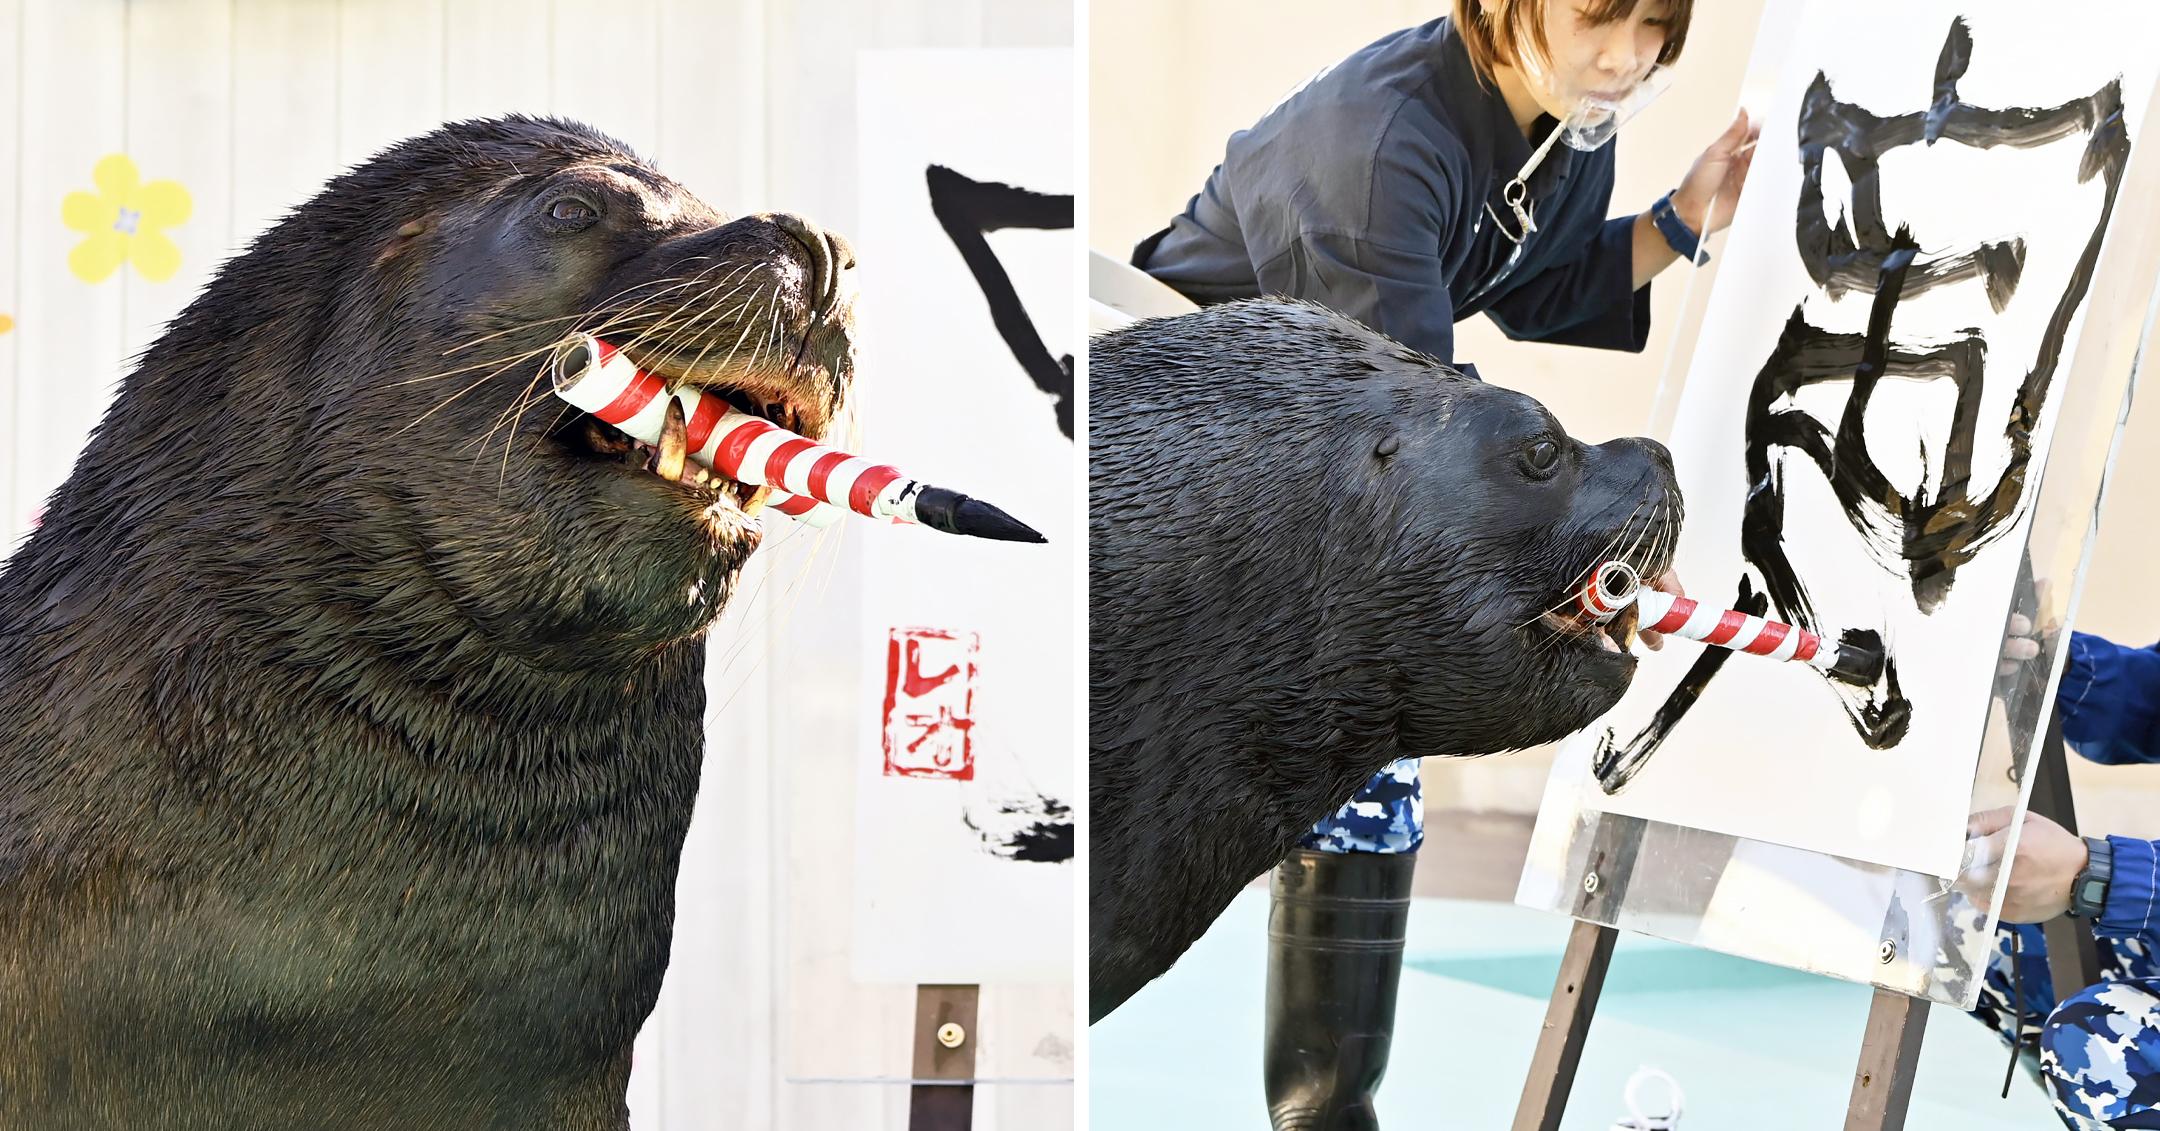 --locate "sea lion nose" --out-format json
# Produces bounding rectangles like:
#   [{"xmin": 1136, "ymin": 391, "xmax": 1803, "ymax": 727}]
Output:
[
  {"xmin": 825, "ymin": 230, "xmax": 857, "ymax": 273},
  {"xmin": 761, "ymin": 212, "xmax": 853, "ymax": 316},
  {"xmin": 1635, "ymin": 436, "xmax": 1674, "ymax": 474}
]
